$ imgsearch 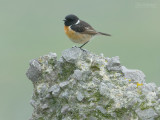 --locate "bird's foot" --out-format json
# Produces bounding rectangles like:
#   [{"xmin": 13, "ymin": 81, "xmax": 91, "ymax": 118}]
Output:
[
  {"xmin": 72, "ymin": 46, "xmax": 78, "ymax": 48},
  {"xmin": 72, "ymin": 46, "xmax": 86, "ymax": 52},
  {"xmin": 78, "ymin": 47, "xmax": 87, "ymax": 52}
]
